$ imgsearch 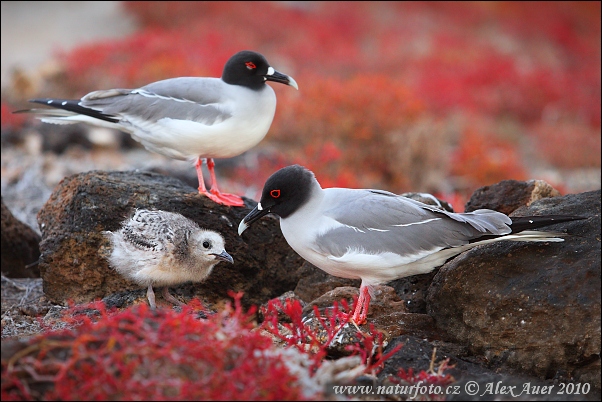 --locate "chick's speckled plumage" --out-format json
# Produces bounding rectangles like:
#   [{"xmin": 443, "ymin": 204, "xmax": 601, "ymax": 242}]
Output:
[{"xmin": 104, "ymin": 209, "xmax": 233, "ymax": 308}]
